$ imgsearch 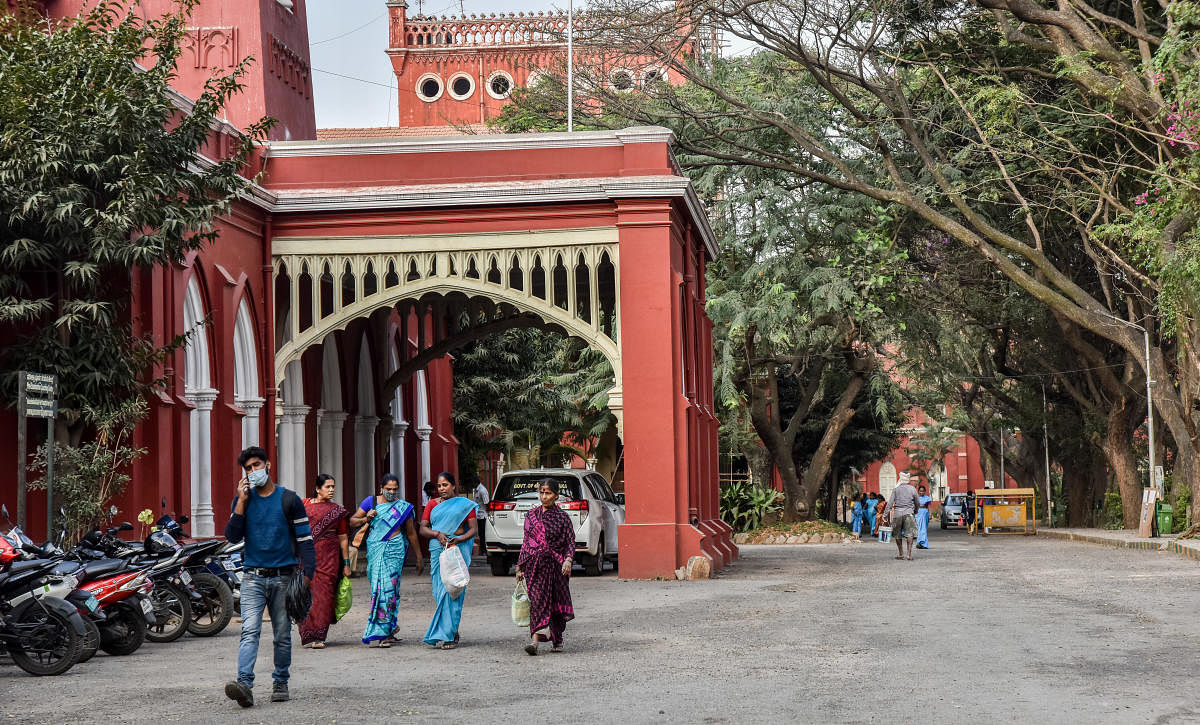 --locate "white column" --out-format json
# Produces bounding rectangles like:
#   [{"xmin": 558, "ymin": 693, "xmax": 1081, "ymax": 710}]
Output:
[
  {"xmin": 279, "ymin": 404, "xmax": 310, "ymax": 492},
  {"xmin": 186, "ymin": 388, "xmax": 219, "ymax": 537},
  {"xmin": 317, "ymin": 410, "xmax": 348, "ymax": 502},
  {"xmin": 391, "ymin": 420, "xmax": 409, "ymax": 496},
  {"xmin": 416, "ymin": 424, "xmax": 433, "ymax": 485},
  {"xmin": 355, "ymin": 415, "xmax": 380, "ymax": 503},
  {"xmin": 239, "ymin": 396, "xmax": 265, "ymax": 449}
]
